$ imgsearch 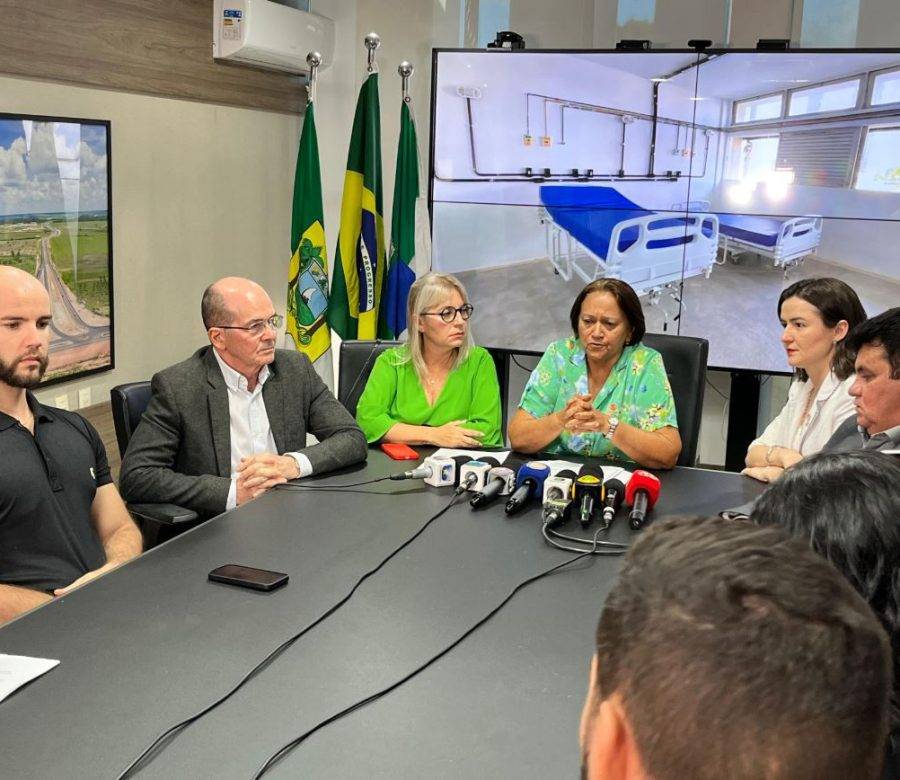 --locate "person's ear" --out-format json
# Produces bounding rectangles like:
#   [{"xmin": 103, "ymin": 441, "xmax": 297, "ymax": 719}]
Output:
[
  {"xmin": 209, "ymin": 328, "xmax": 225, "ymax": 351},
  {"xmin": 833, "ymin": 319, "xmax": 849, "ymax": 343},
  {"xmin": 584, "ymin": 691, "xmax": 645, "ymax": 780}
]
